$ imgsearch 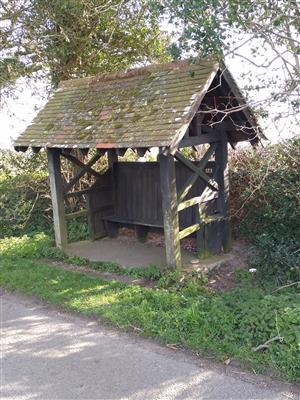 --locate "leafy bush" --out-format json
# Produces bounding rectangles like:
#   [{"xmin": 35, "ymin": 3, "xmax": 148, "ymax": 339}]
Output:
[
  {"xmin": 0, "ymin": 233, "xmax": 53, "ymax": 259},
  {"xmin": 0, "ymin": 150, "xmax": 51, "ymax": 237},
  {"xmin": 230, "ymin": 136, "xmax": 300, "ymax": 281},
  {"xmin": 0, "ymin": 149, "xmax": 89, "ymax": 241}
]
